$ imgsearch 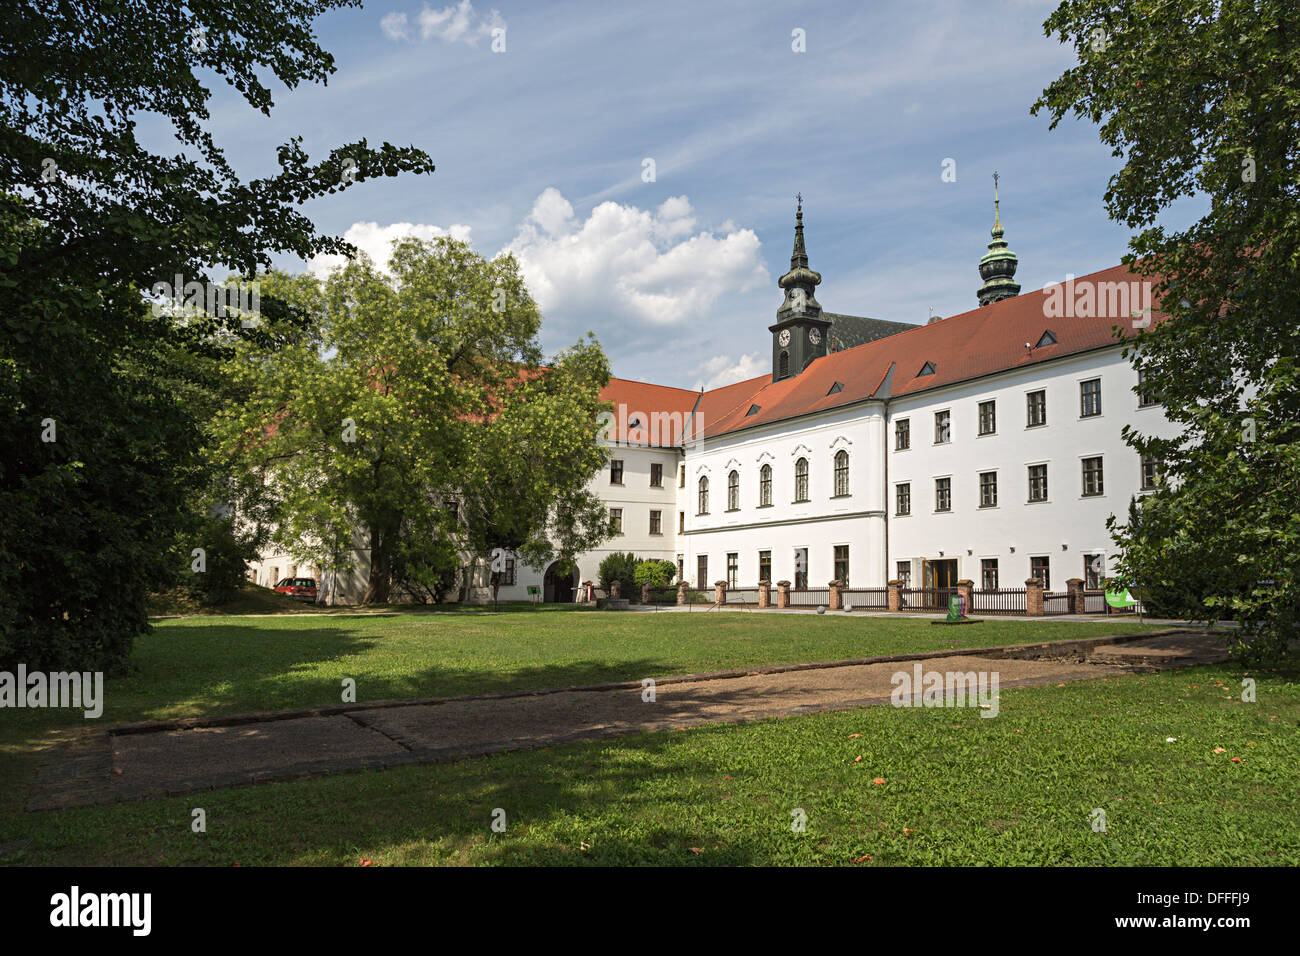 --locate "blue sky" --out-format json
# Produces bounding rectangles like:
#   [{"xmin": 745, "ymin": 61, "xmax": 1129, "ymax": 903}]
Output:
[{"xmin": 197, "ymin": 0, "xmax": 1149, "ymax": 389}]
